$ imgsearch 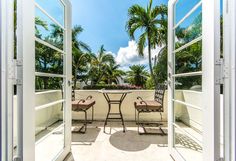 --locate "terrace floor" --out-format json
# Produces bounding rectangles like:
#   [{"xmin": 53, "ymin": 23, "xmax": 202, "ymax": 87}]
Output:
[
  {"xmin": 35, "ymin": 121, "xmax": 203, "ymax": 161},
  {"xmin": 66, "ymin": 121, "xmax": 173, "ymax": 161}
]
